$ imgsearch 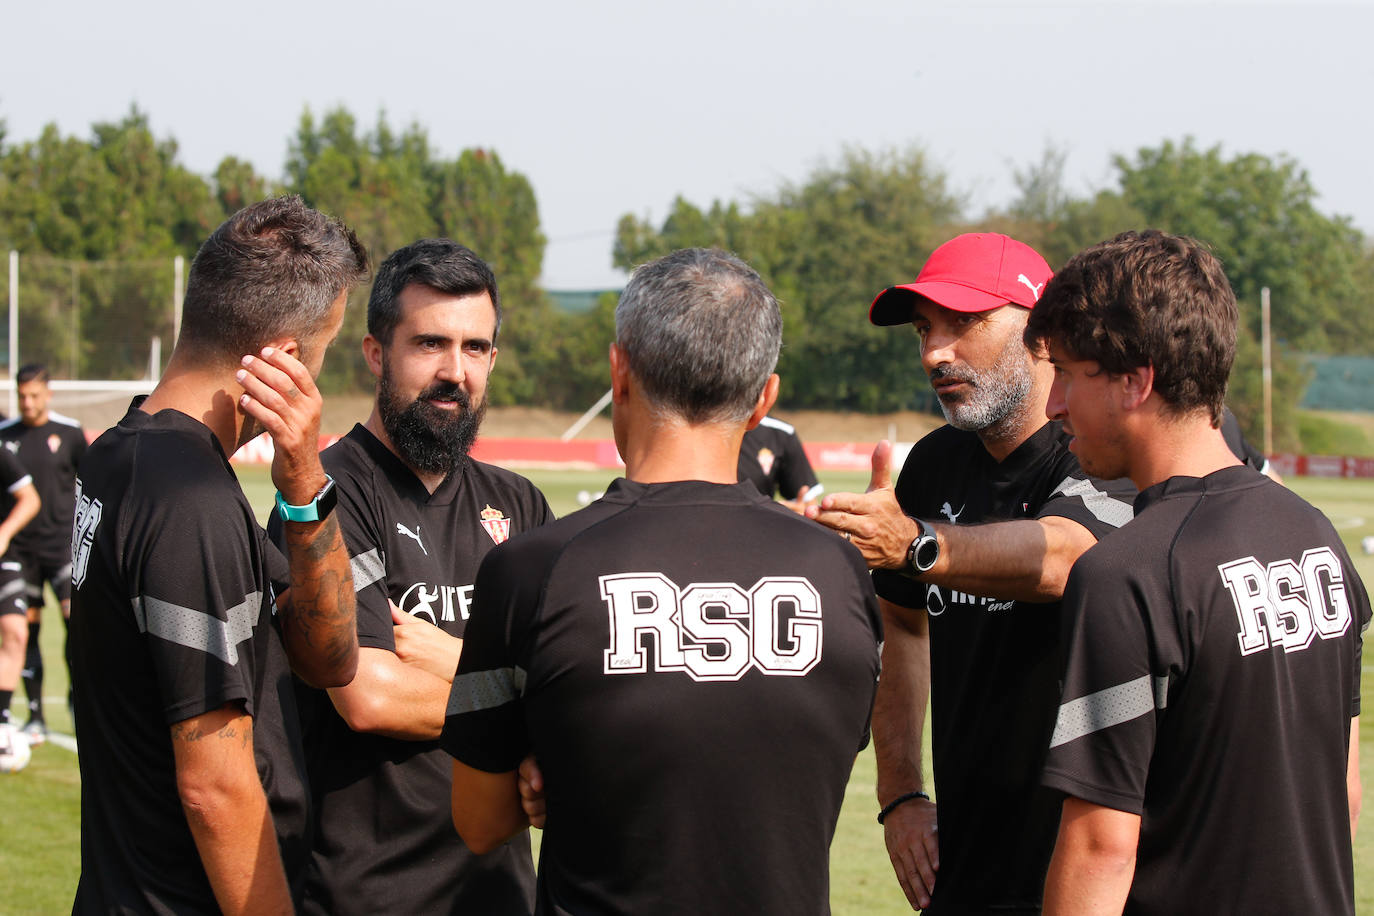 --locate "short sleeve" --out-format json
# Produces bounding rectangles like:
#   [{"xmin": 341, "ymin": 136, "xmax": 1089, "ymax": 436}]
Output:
[
  {"xmin": 328, "ymin": 472, "xmax": 395, "ymax": 650},
  {"xmin": 1040, "ymin": 556, "xmax": 1158, "ymax": 814},
  {"xmin": 130, "ymin": 483, "xmax": 266, "ymax": 726},
  {"xmin": 1036, "ymin": 473, "xmax": 1136, "ymax": 539},
  {"xmin": 0, "ymin": 448, "xmax": 31, "ymax": 493},
  {"xmin": 440, "ymin": 542, "xmax": 536, "ymax": 773}
]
